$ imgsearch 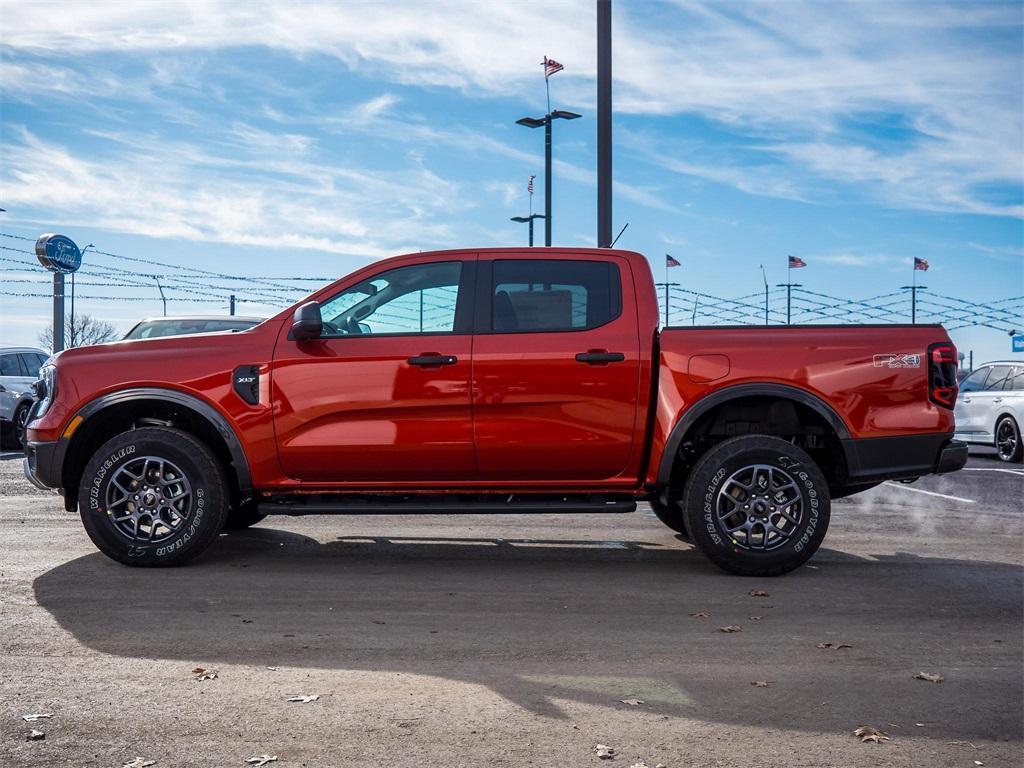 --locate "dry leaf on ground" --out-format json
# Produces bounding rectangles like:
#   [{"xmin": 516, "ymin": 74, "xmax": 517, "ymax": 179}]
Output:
[
  {"xmin": 913, "ymin": 672, "xmax": 944, "ymax": 683},
  {"xmin": 751, "ymin": 681, "xmax": 770, "ymax": 688},
  {"xmin": 719, "ymin": 625, "xmax": 742, "ymax": 633},
  {"xmin": 595, "ymin": 744, "xmax": 616, "ymax": 759},
  {"xmin": 286, "ymin": 695, "xmax": 320, "ymax": 703},
  {"xmin": 122, "ymin": 760, "xmax": 156, "ymax": 768},
  {"xmin": 853, "ymin": 725, "xmax": 891, "ymax": 744},
  {"xmin": 265, "ymin": 666, "xmax": 278, "ymax": 671},
  {"xmin": 629, "ymin": 763, "xmax": 650, "ymax": 768},
  {"xmin": 620, "ymin": 699, "xmax": 644, "ymax": 706},
  {"xmin": 192, "ymin": 667, "xmax": 218, "ymax": 681},
  {"xmin": 689, "ymin": 612, "xmax": 709, "ymax": 619},
  {"xmin": 748, "ymin": 589, "xmax": 769, "ymax": 597},
  {"xmin": 245, "ymin": 757, "xmax": 278, "ymax": 767},
  {"xmin": 21, "ymin": 714, "xmax": 53, "ymax": 722},
  {"xmin": 27, "ymin": 729, "xmax": 45, "ymax": 741},
  {"xmin": 816, "ymin": 642, "xmax": 852, "ymax": 651},
  {"xmin": 749, "ymin": 615, "xmax": 763, "ymax": 620}
]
